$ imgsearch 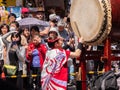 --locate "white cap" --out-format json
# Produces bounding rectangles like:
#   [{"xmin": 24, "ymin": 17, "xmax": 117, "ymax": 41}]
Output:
[
  {"xmin": 57, "ymin": 20, "xmax": 65, "ymax": 27},
  {"xmin": 49, "ymin": 27, "xmax": 59, "ymax": 36},
  {"xmin": 49, "ymin": 14, "xmax": 57, "ymax": 20}
]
